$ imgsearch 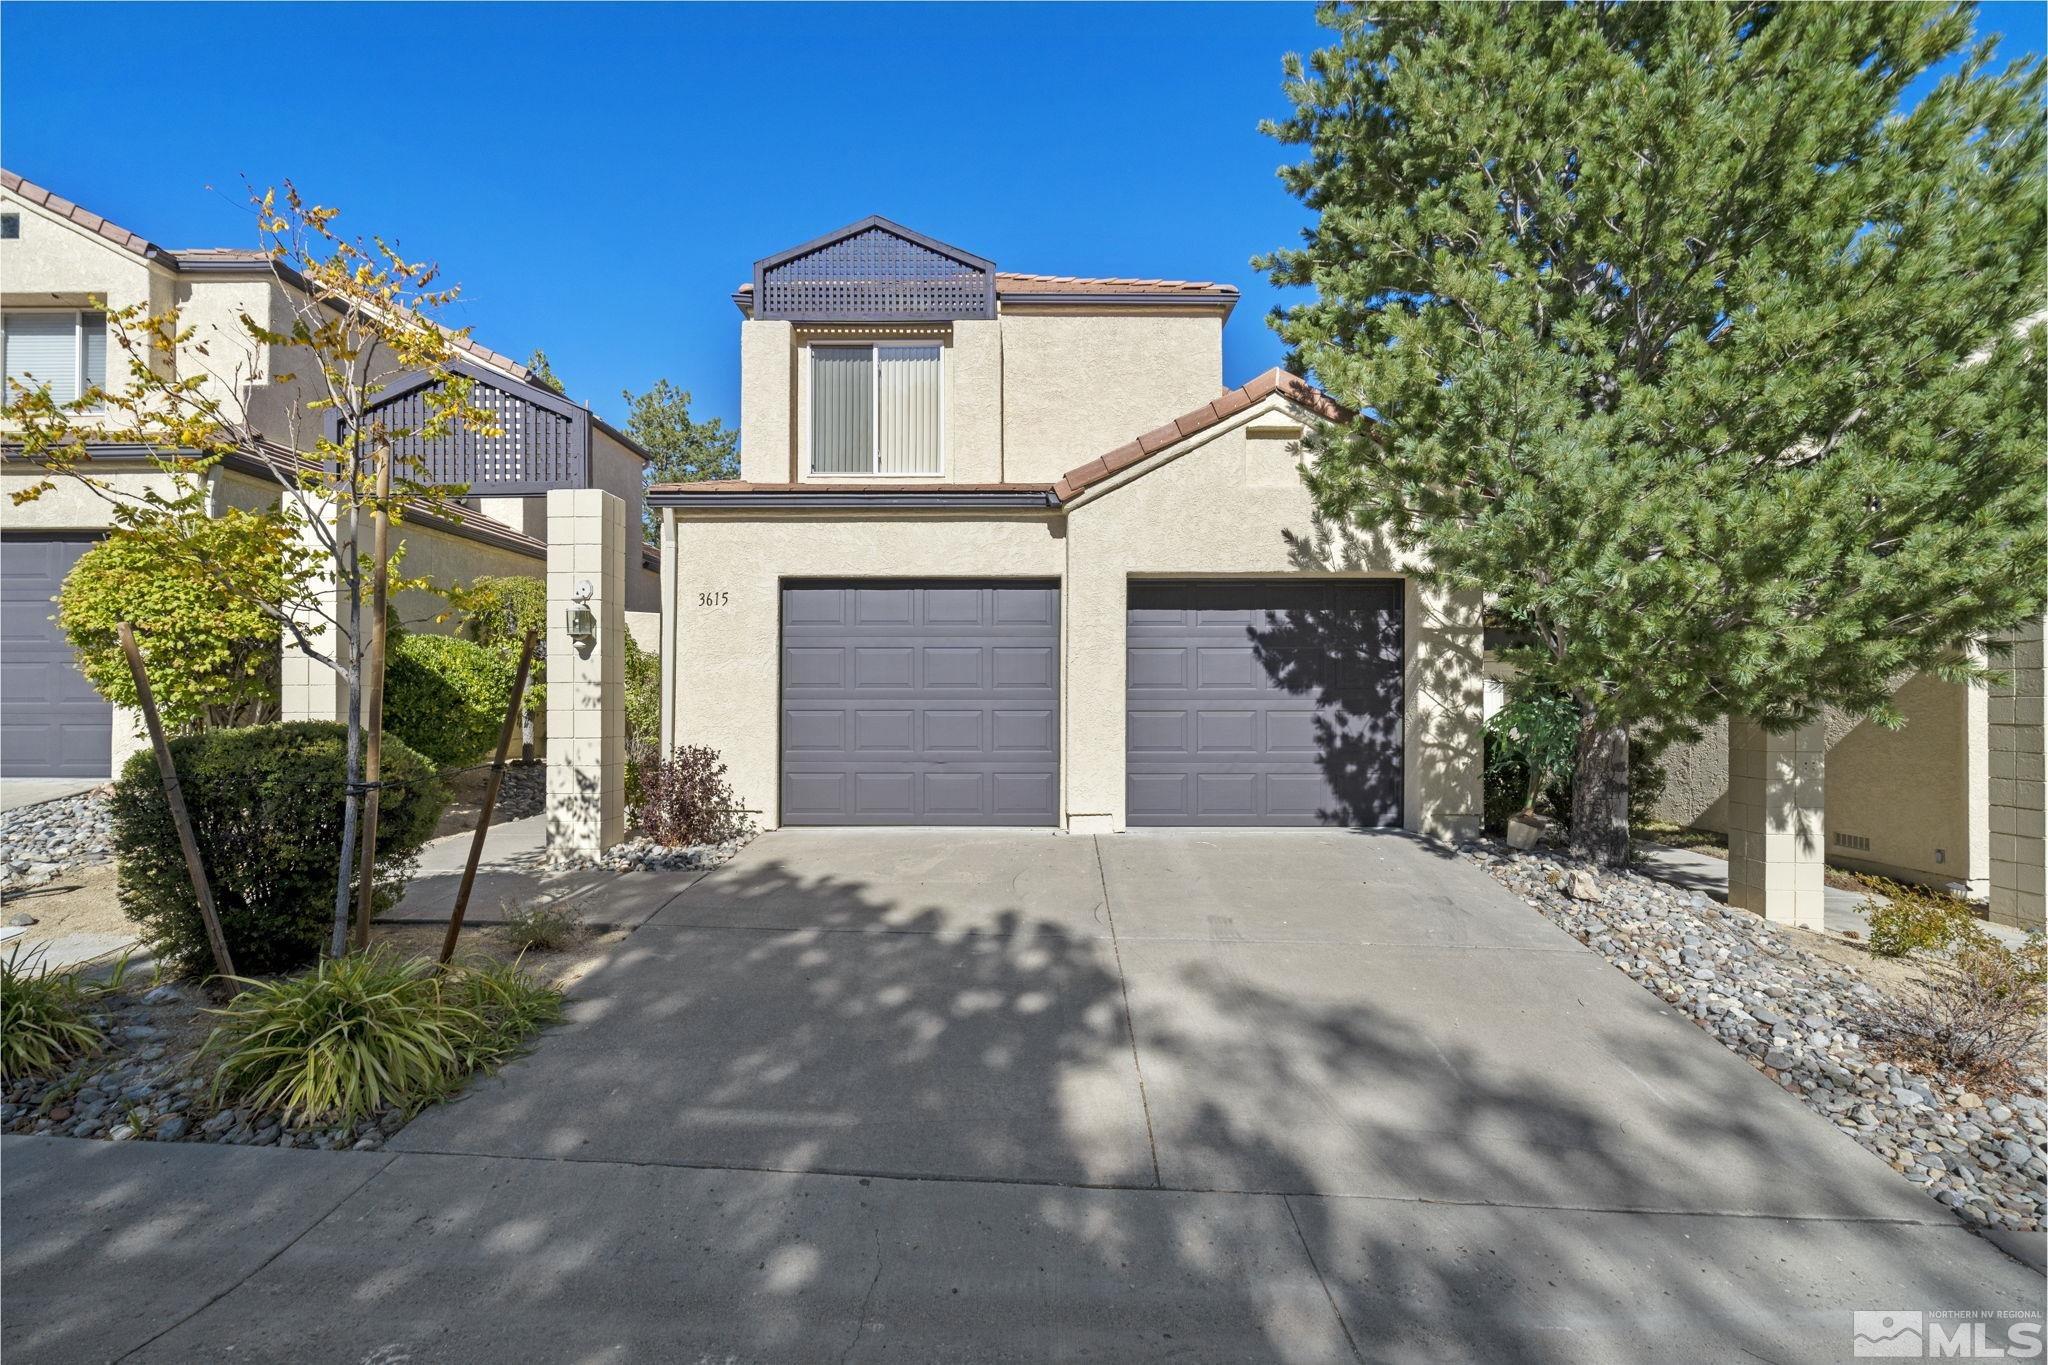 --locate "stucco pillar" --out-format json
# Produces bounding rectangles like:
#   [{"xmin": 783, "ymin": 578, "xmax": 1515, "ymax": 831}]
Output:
[
  {"xmin": 1404, "ymin": 581, "xmax": 1484, "ymax": 842},
  {"xmin": 278, "ymin": 496, "xmax": 348, "ymax": 723},
  {"xmin": 739, "ymin": 320, "xmax": 796, "ymax": 482},
  {"xmin": 1726, "ymin": 717, "xmax": 1826, "ymax": 930},
  {"xmin": 1989, "ymin": 614, "xmax": 2046, "ymax": 931},
  {"xmin": 546, "ymin": 488, "xmax": 626, "ymax": 859},
  {"xmin": 657, "ymin": 506, "xmax": 678, "ymax": 753}
]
